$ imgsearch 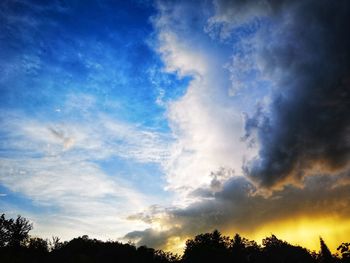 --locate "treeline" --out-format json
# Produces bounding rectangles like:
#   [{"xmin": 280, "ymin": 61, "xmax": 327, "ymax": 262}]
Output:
[{"xmin": 1, "ymin": 214, "xmax": 350, "ymax": 263}]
